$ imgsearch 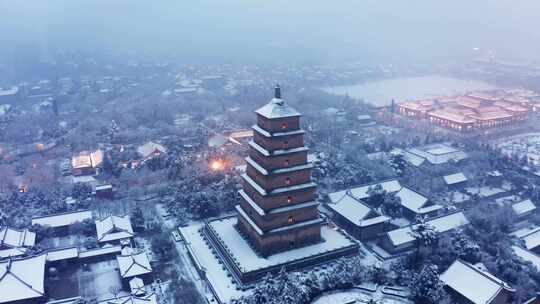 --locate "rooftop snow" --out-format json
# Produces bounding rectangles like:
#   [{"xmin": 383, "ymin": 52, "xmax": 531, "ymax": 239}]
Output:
[
  {"xmin": 402, "ymin": 143, "xmax": 468, "ymax": 166},
  {"xmin": 386, "ymin": 211, "xmax": 469, "ymax": 246},
  {"xmin": 117, "ymin": 251, "xmax": 152, "ymax": 278},
  {"xmin": 95, "ymin": 215, "xmax": 134, "ymax": 243},
  {"xmin": 443, "ymin": 173, "xmax": 468, "ymax": 185},
  {"xmin": 137, "ymin": 141, "xmax": 166, "ymax": 159},
  {"xmin": 0, "ymin": 254, "xmax": 47, "ymax": 303},
  {"xmin": 513, "ymin": 246, "xmax": 540, "ymax": 270},
  {"xmin": 440, "ymin": 259, "xmax": 513, "ymax": 304},
  {"xmin": 46, "ymin": 247, "xmax": 79, "ymax": 262},
  {"xmin": 207, "ymin": 216, "xmax": 355, "ymax": 273},
  {"xmin": 326, "ymin": 192, "xmax": 388, "ymax": 227},
  {"xmin": 512, "ymin": 199, "xmax": 536, "ymax": 216},
  {"xmin": 328, "ymin": 179, "xmax": 402, "ymax": 202},
  {"xmin": 78, "ymin": 245, "xmax": 122, "ymax": 259},
  {"xmin": 395, "ymin": 187, "xmax": 430, "ymax": 213},
  {"xmin": 32, "ymin": 210, "xmax": 93, "ymax": 228},
  {"xmin": 520, "ymin": 228, "xmax": 540, "ymax": 250},
  {"xmin": 0, "ymin": 227, "xmax": 35, "ymax": 249},
  {"xmin": 255, "ymin": 98, "xmax": 301, "ymax": 119},
  {"xmin": 252, "ymin": 124, "xmax": 305, "ymax": 138}
]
